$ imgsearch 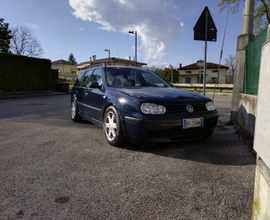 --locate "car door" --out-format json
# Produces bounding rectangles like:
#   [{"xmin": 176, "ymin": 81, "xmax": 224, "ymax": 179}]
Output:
[
  {"xmin": 76, "ymin": 69, "xmax": 93, "ymax": 117},
  {"xmin": 84, "ymin": 68, "xmax": 107, "ymax": 125}
]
